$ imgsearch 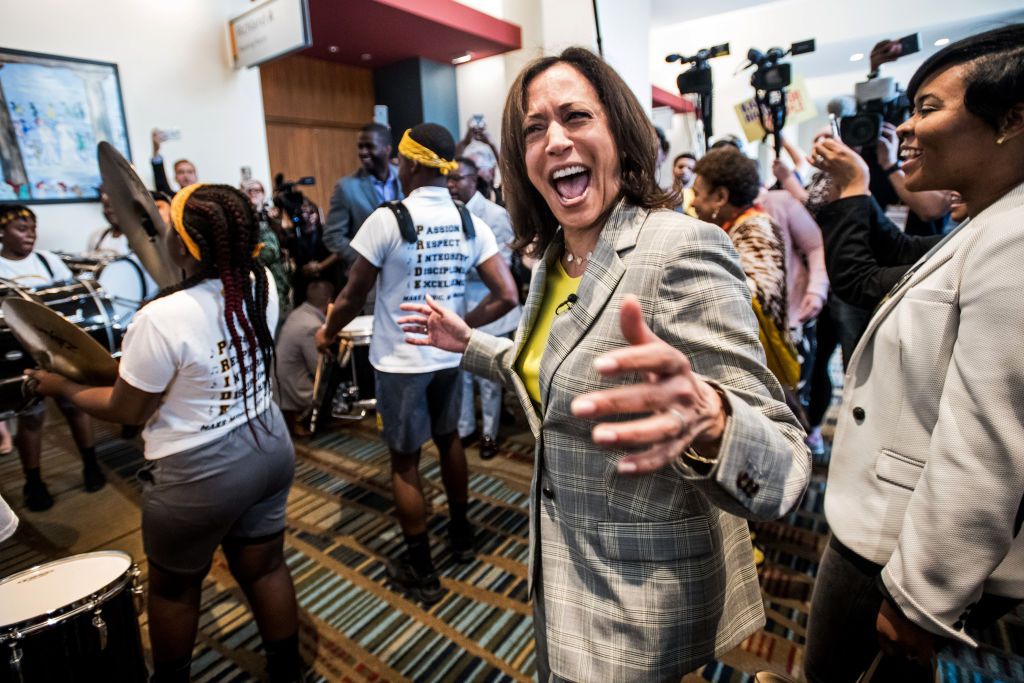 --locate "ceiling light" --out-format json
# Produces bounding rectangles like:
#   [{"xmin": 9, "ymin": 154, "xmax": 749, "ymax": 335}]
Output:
[
  {"xmin": 360, "ymin": 53, "xmax": 372, "ymax": 61},
  {"xmin": 328, "ymin": 45, "xmax": 339, "ymax": 53},
  {"xmin": 934, "ymin": 38, "xmax": 950, "ymax": 46},
  {"xmin": 849, "ymin": 53, "xmax": 864, "ymax": 62},
  {"xmin": 452, "ymin": 52, "xmax": 472, "ymax": 65}
]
